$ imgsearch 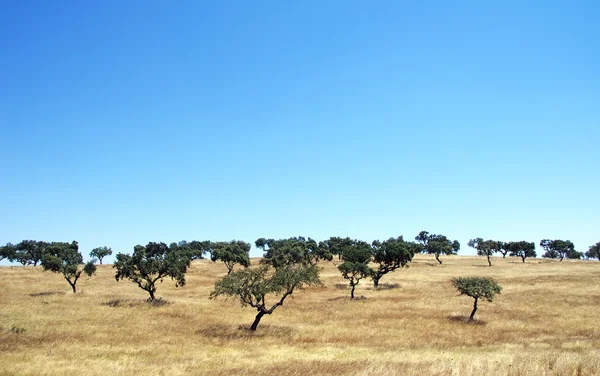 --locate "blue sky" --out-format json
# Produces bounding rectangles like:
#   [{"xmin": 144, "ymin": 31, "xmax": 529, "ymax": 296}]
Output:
[{"xmin": 1, "ymin": 1, "xmax": 598, "ymax": 262}]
